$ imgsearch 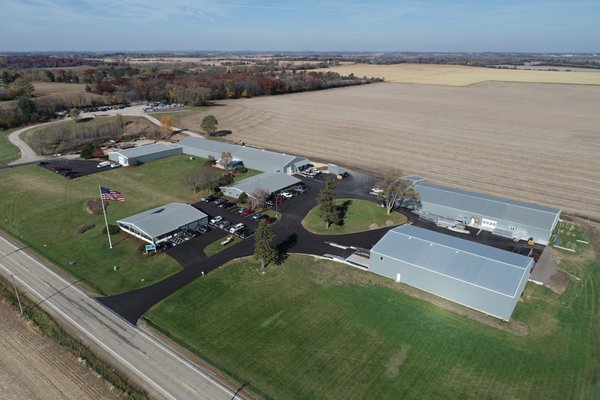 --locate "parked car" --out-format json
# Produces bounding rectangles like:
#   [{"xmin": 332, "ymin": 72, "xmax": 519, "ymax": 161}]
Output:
[
  {"xmin": 213, "ymin": 198, "xmax": 227, "ymax": 206},
  {"xmin": 201, "ymin": 195, "xmax": 216, "ymax": 203},
  {"xmin": 220, "ymin": 201, "xmax": 235, "ymax": 209},
  {"xmin": 251, "ymin": 213, "xmax": 264, "ymax": 220},
  {"xmin": 229, "ymin": 223, "xmax": 245, "ymax": 233},
  {"xmin": 197, "ymin": 225, "xmax": 211, "ymax": 234},
  {"xmin": 264, "ymin": 201, "xmax": 274, "ymax": 208},
  {"xmin": 236, "ymin": 207, "xmax": 248, "ymax": 214},
  {"xmin": 236, "ymin": 229, "xmax": 253, "ymax": 239},
  {"xmin": 210, "ymin": 216, "xmax": 223, "ymax": 225},
  {"xmin": 274, "ymin": 196, "xmax": 285, "ymax": 204},
  {"xmin": 97, "ymin": 161, "xmax": 111, "ymax": 168},
  {"xmin": 110, "ymin": 163, "xmax": 121, "ymax": 168},
  {"xmin": 218, "ymin": 220, "xmax": 231, "ymax": 229},
  {"xmin": 370, "ymin": 188, "xmax": 384, "ymax": 196},
  {"xmin": 280, "ymin": 192, "xmax": 293, "ymax": 198},
  {"xmin": 242, "ymin": 208, "xmax": 254, "ymax": 216}
]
